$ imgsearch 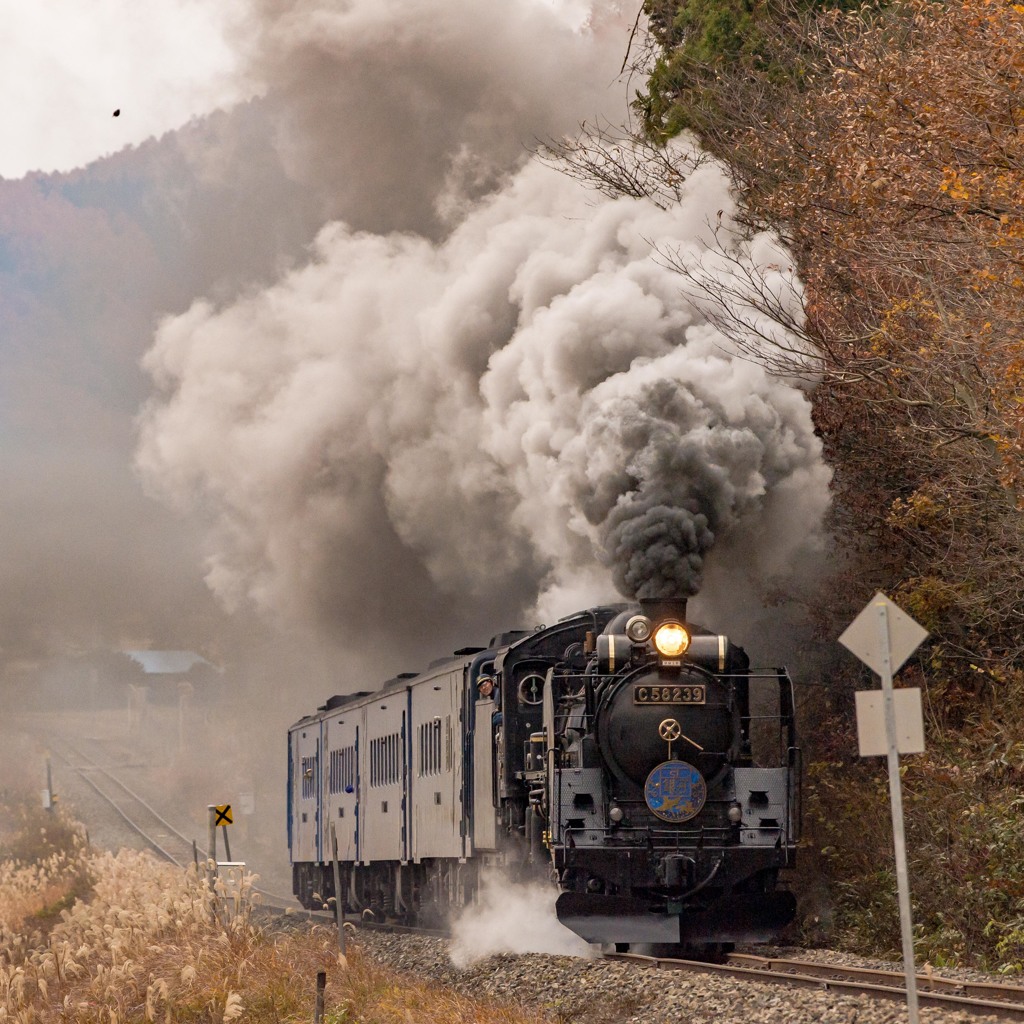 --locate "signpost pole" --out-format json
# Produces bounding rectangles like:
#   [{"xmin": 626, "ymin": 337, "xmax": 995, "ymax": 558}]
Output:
[
  {"xmin": 45, "ymin": 756, "xmax": 54, "ymax": 813},
  {"xmin": 207, "ymin": 805, "xmax": 217, "ymax": 884},
  {"xmin": 875, "ymin": 599, "xmax": 920, "ymax": 1024}
]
